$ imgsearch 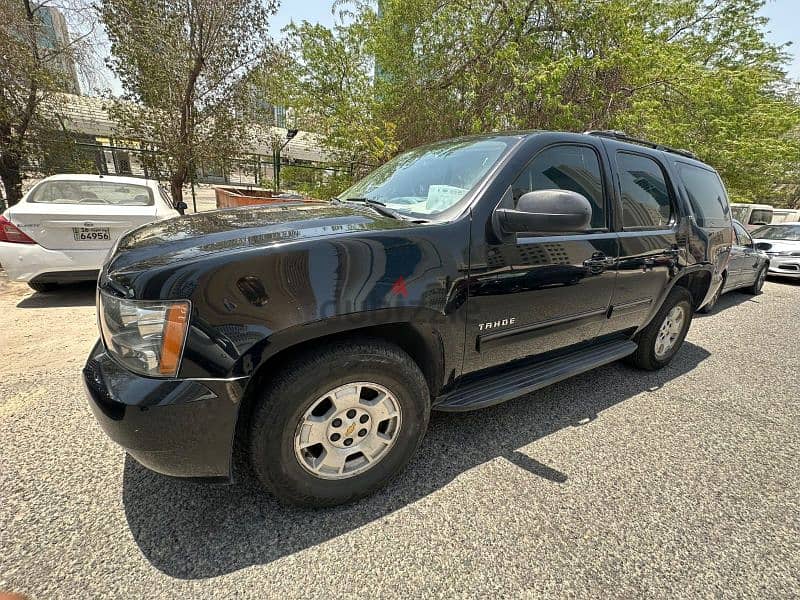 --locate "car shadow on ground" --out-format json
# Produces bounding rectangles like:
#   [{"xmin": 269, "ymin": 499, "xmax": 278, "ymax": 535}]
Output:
[
  {"xmin": 122, "ymin": 341, "xmax": 710, "ymax": 580},
  {"xmin": 15, "ymin": 281, "xmax": 96, "ymax": 308}
]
